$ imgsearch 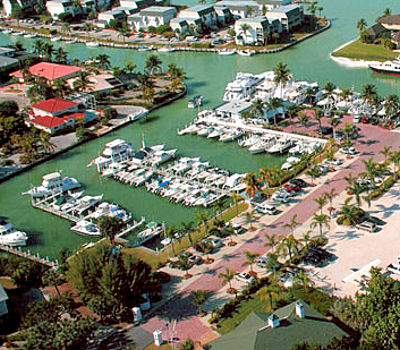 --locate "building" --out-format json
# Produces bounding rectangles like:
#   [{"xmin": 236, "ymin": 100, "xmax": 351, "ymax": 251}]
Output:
[
  {"xmin": 46, "ymin": 0, "xmax": 79, "ymax": 19},
  {"xmin": 257, "ymin": 0, "xmax": 291, "ymax": 11},
  {"xmin": 10, "ymin": 62, "xmax": 83, "ymax": 83},
  {"xmin": 2, "ymin": 0, "xmax": 37, "ymax": 17},
  {"xmin": 27, "ymin": 97, "xmax": 99, "ymax": 134},
  {"xmin": 67, "ymin": 73, "xmax": 123, "ymax": 95},
  {"xmin": 128, "ymin": 6, "xmax": 177, "ymax": 31},
  {"xmin": 97, "ymin": 8, "xmax": 128, "ymax": 27},
  {"xmin": 0, "ymin": 282, "xmax": 8, "ymax": 317},
  {"xmin": 215, "ymin": 7, "xmax": 233, "ymax": 25},
  {"xmin": 267, "ymin": 4, "xmax": 303, "ymax": 32},
  {"xmin": 215, "ymin": 101, "xmax": 252, "ymax": 119},
  {"xmin": 178, "ymin": 5, "xmax": 218, "ymax": 28},
  {"xmin": 170, "ymin": 18, "xmax": 190, "ymax": 34},
  {"xmin": 235, "ymin": 17, "xmax": 281, "ymax": 45},
  {"xmin": 207, "ymin": 301, "xmax": 348, "ymax": 350},
  {"xmin": 214, "ymin": 1, "xmax": 260, "ymax": 19},
  {"xmin": 377, "ymin": 14, "xmax": 400, "ymax": 31},
  {"xmin": 365, "ymin": 23, "xmax": 389, "ymax": 41},
  {"xmin": 119, "ymin": 0, "xmax": 154, "ymax": 10}
]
